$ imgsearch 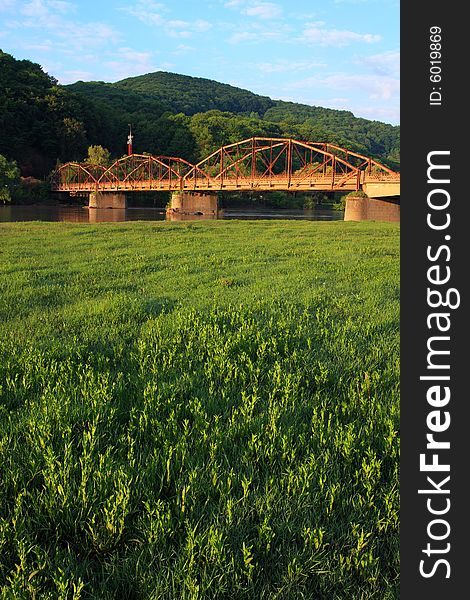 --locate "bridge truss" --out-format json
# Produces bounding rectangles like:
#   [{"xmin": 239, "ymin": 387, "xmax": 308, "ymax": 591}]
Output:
[{"xmin": 51, "ymin": 137, "xmax": 400, "ymax": 194}]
